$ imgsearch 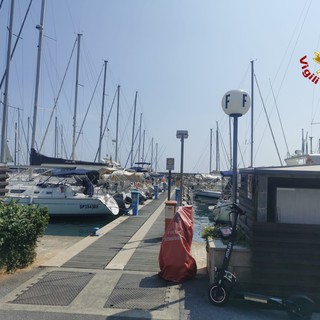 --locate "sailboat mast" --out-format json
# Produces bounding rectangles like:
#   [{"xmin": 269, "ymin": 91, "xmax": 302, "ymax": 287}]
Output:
[
  {"xmin": 151, "ymin": 137, "xmax": 154, "ymax": 171},
  {"xmin": 30, "ymin": 0, "xmax": 46, "ymax": 159},
  {"xmin": 216, "ymin": 122, "xmax": 220, "ymax": 171},
  {"xmin": 71, "ymin": 33, "xmax": 82, "ymax": 161},
  {"xmin": 27, "ymin": 117, "xmax": 30, "ymax": 162},
  {"xmin": 61, "ymin": 125, "xmax": 64, "ymax": 158},
  {"xmin": 98, "ymin": 60, "xmax": 108, "ymax": 162},
  {"xmin": 142, "ymin": 129, "xmax": 145, "ymax": 163},
  {"xmin": 14, "ymin": 122, "xmax": 17, "ymax": 165},
  {"xmin": 130, "ymin": 91, "xmax": 138, "ymax": 167},
  {"xmin": 54, "ymin": 116, "xmax": 57, "ymax": 157},
  {"xmin": 1, "ymin": 0, "xmax": 15, "ymax": 163},
  {"xmin": 138, "ymin": 113, "xmax": 142, "ymax": 162},
  {"xmin": 115, "ymin": 85, "xmax": 120, "ymax": 163},
  {"xmin": 0, "ymin": 0, "xmax": 33, "ymax": 92},
  {"xmin": 302, "ymin": 129, "xmax": 305, "ymax": 154},
  {"xmin": 155, "ymin": 142, "xmax": 158, "ymax": 172},
  {"xmin": 209, "ymin": 128, "xmax": 212, "ymax": 173}
]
